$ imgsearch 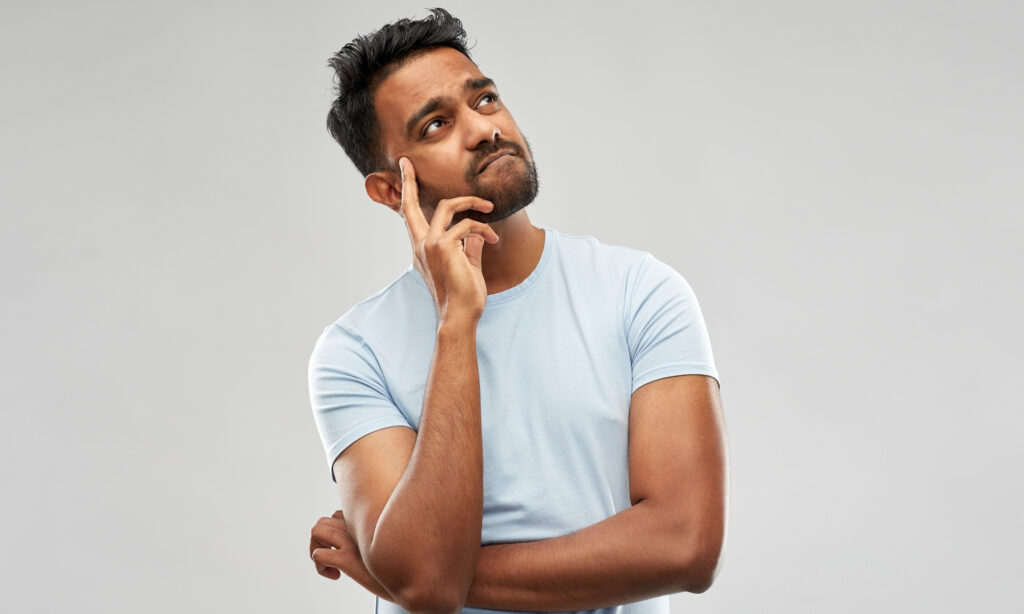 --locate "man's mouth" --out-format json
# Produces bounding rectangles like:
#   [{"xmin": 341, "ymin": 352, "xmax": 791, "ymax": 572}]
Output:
[{"xmin": 477, "ymin": 150, "xmax": 517, "ymax": 174}]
